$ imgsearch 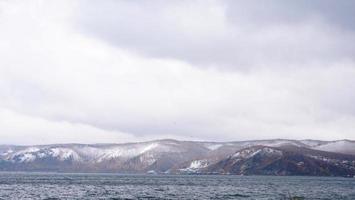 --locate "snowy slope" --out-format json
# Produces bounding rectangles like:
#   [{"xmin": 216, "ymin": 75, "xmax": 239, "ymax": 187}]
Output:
[
  {"xmin": 313, "ymin": 140, "xmax": 355, "ymax": 155},
  {"xmin": 0, "ymin": 140, "xmax": 184, "ymax": 164}
]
